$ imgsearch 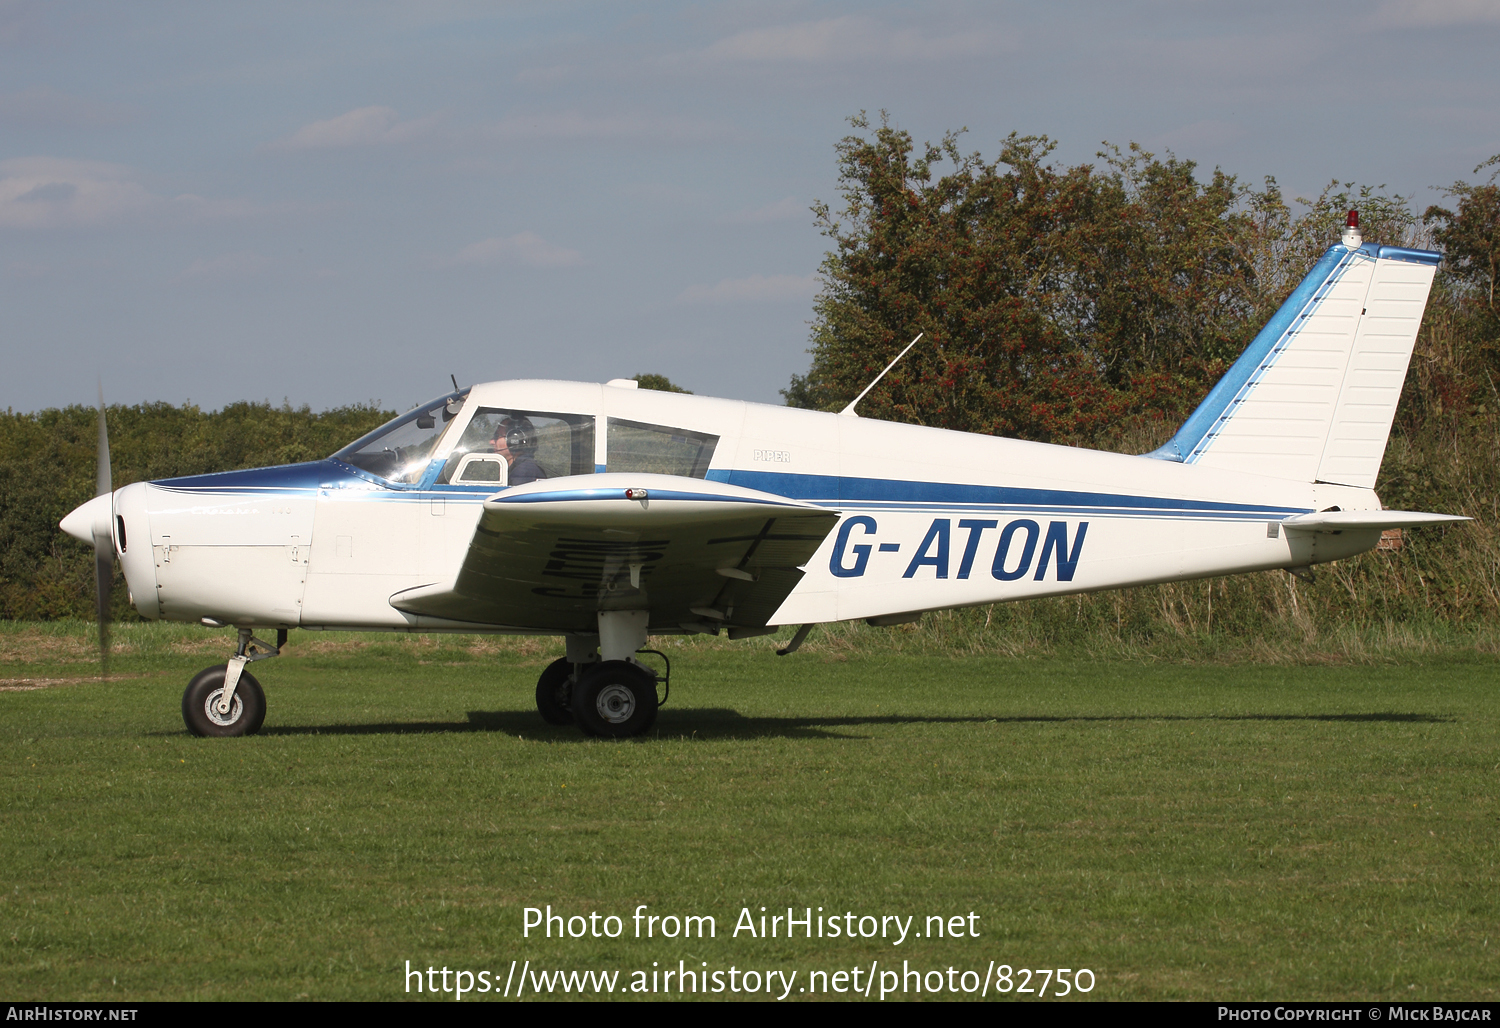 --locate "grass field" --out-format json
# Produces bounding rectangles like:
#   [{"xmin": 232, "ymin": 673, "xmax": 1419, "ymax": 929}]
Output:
[{"xmin": 2, "ymin": 621, "xmax": 1497, "ymax": 1001}]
